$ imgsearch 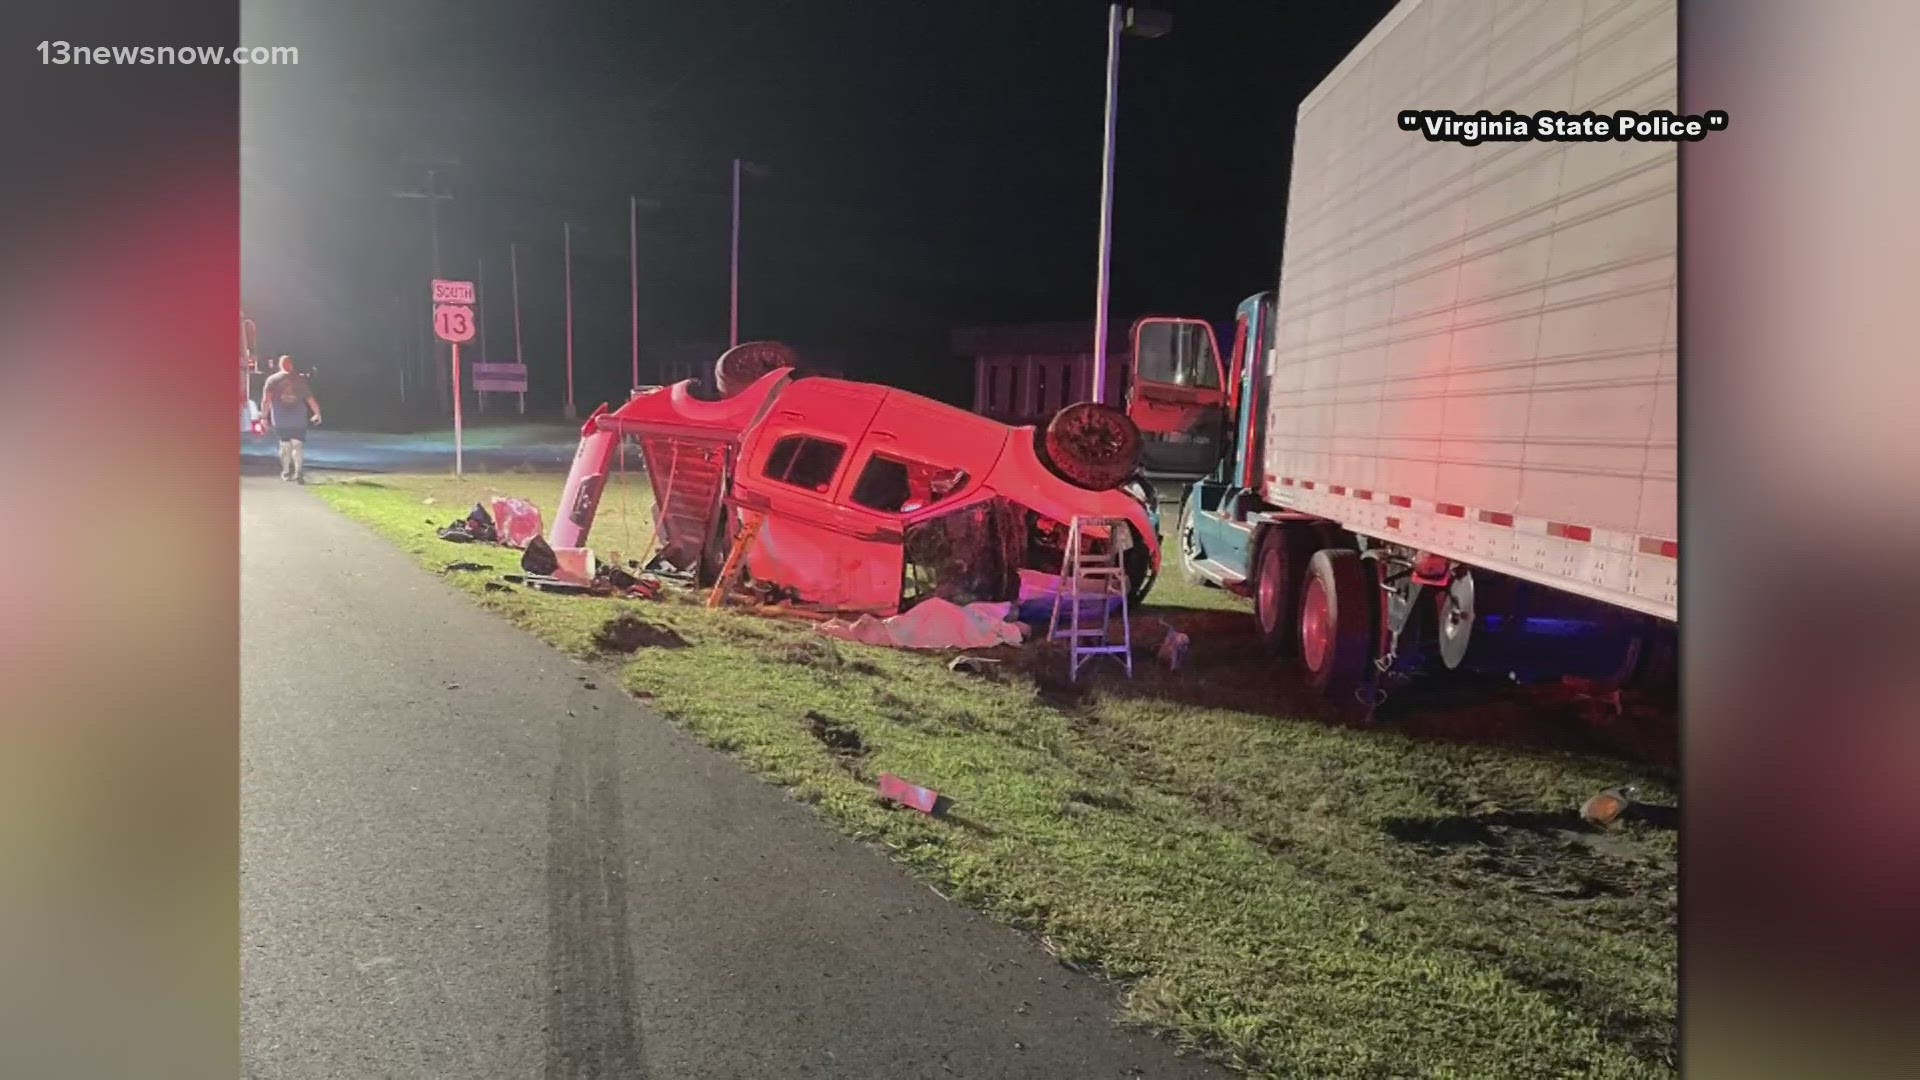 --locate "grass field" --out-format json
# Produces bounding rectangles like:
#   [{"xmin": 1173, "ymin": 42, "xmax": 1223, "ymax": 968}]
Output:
[{"xmin": 315, "ymin": 468, "xmax": 1678, "ymax": 1078}]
